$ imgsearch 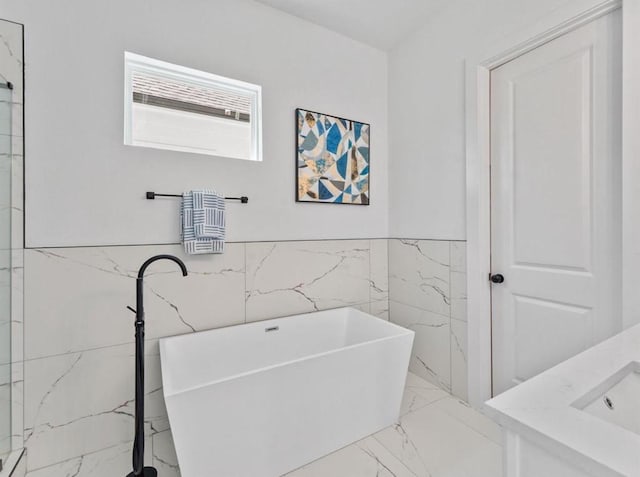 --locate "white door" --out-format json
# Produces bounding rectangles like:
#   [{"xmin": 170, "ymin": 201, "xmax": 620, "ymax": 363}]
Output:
[{"xmin": 490, "ymin": 9, "xmax": 622, "ymax": 396}]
